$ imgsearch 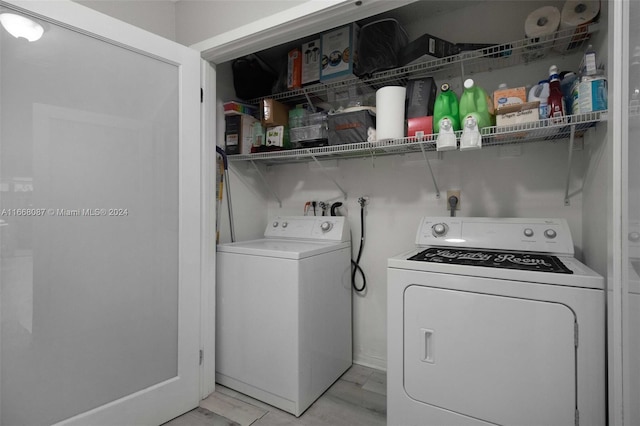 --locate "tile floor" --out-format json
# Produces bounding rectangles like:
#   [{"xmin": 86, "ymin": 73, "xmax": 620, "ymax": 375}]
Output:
[{"xmin": 163, "ymin": 364, "xmax": 386, "ymax": 426}]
